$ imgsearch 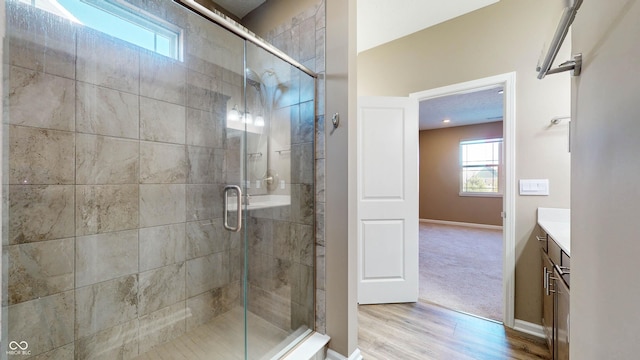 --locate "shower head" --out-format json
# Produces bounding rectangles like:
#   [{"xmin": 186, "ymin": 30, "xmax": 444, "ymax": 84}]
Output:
[{"xmin": 245, "ymin": 68, "xmax": 262, "ymax": 91}]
